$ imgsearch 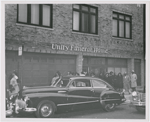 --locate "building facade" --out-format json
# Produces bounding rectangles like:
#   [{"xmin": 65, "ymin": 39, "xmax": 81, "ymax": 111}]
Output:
[{"xmin": 5, "ymin": 4, "xmax": 145, "ymax": 88}]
